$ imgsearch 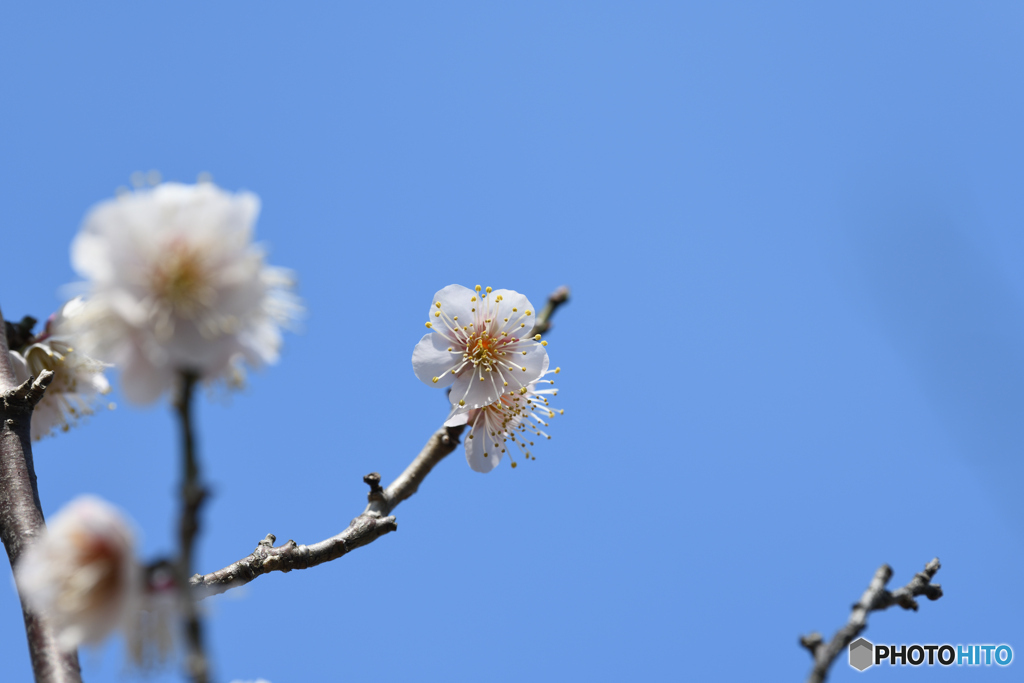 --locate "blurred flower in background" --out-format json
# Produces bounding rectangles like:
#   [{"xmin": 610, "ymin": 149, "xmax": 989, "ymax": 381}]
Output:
[
  {"xmin": 7, "ymin": 297, "xmax": 111, "ymax": 441},
  {"xmin": 69, "ymin": 181, "xmax": 302, "ymax": 403},
  {"xmin": 14, "ymin": 496, "xmax": 141, "ymax": 651}
]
